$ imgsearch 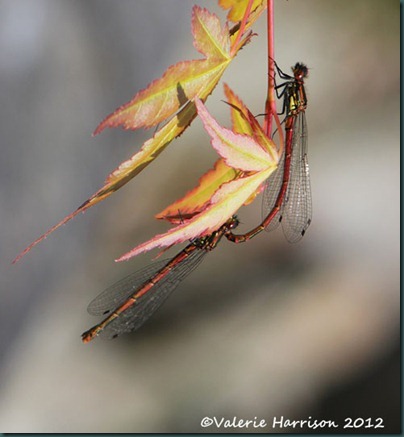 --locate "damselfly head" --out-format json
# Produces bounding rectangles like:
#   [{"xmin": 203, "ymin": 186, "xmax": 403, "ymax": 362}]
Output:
[
  {"xmin": 292, "ymin": 62, "xmax": 309, "ymax": 81},
  {"xmin": 223, "ymin": 215, "xmax": 239, "ymax": 232},
  {"xmin": 228, "ymin": 215, "xmax": 240, "ymax": 230}
]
